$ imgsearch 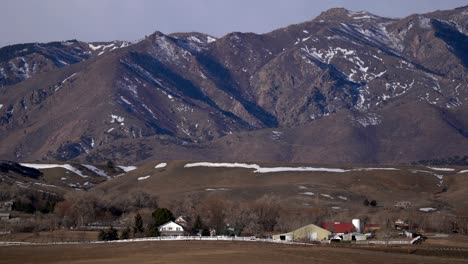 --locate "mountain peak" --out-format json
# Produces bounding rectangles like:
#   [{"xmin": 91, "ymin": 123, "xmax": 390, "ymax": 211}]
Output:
[
  {"xmin": 316, "ymin": 7, "xmax": 350, "ymax": 19},
  {"xmin": 315, "ymin": 7, "xmax": 383, "ymax": 23}
]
